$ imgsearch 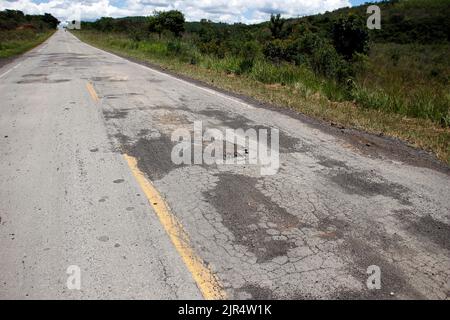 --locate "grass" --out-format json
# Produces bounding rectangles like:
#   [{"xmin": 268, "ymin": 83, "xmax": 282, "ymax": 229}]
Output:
[
  {"xmin": 72, "ymin": 30, "xmax": 450, "ymax": 165},
  {"xmin": 0, "ymin": 29, "xmax": 55, "ymax": 59},
  {"xmin": 355, "ymin": 43, "xmax": 450, "ymax": 126}
]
